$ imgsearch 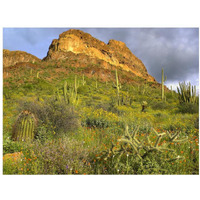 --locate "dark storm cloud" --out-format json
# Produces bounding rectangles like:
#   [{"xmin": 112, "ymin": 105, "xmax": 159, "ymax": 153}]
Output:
[
  {"xmin": 3, "ymin": 28, "xmax": 199, "ymax": 88},
  {"xmin": 79, "ymin": 28, "xmax": 199, "ymax": 88}
]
